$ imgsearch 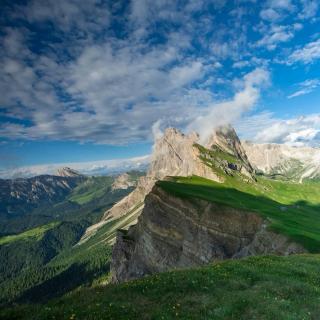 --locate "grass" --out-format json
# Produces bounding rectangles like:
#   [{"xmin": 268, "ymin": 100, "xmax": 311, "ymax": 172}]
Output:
[
  {"xmin": 157, "ymin": 175, "xmax": 320, "ymax": 252},
  {"xmin": 2, "ymin": 254, "xmax": 320, "ymax": 320},
  {"xmin": 68, "ymin": 176, "xmax": 114, "ymax": 205},
  {"xmin": 0, "ymin": 222, "xmax": 59, "ymax": 245}
]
